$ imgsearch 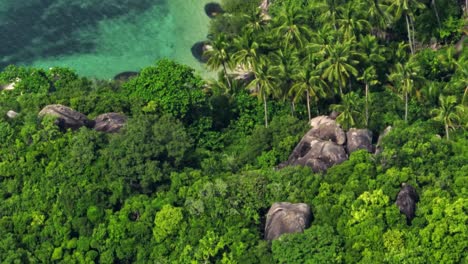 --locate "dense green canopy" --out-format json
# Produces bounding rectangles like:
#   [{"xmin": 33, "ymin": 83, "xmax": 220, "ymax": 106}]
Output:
[{"xmin": 0, "ymin": 0, "xmax": 467, "ymax": 262}]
